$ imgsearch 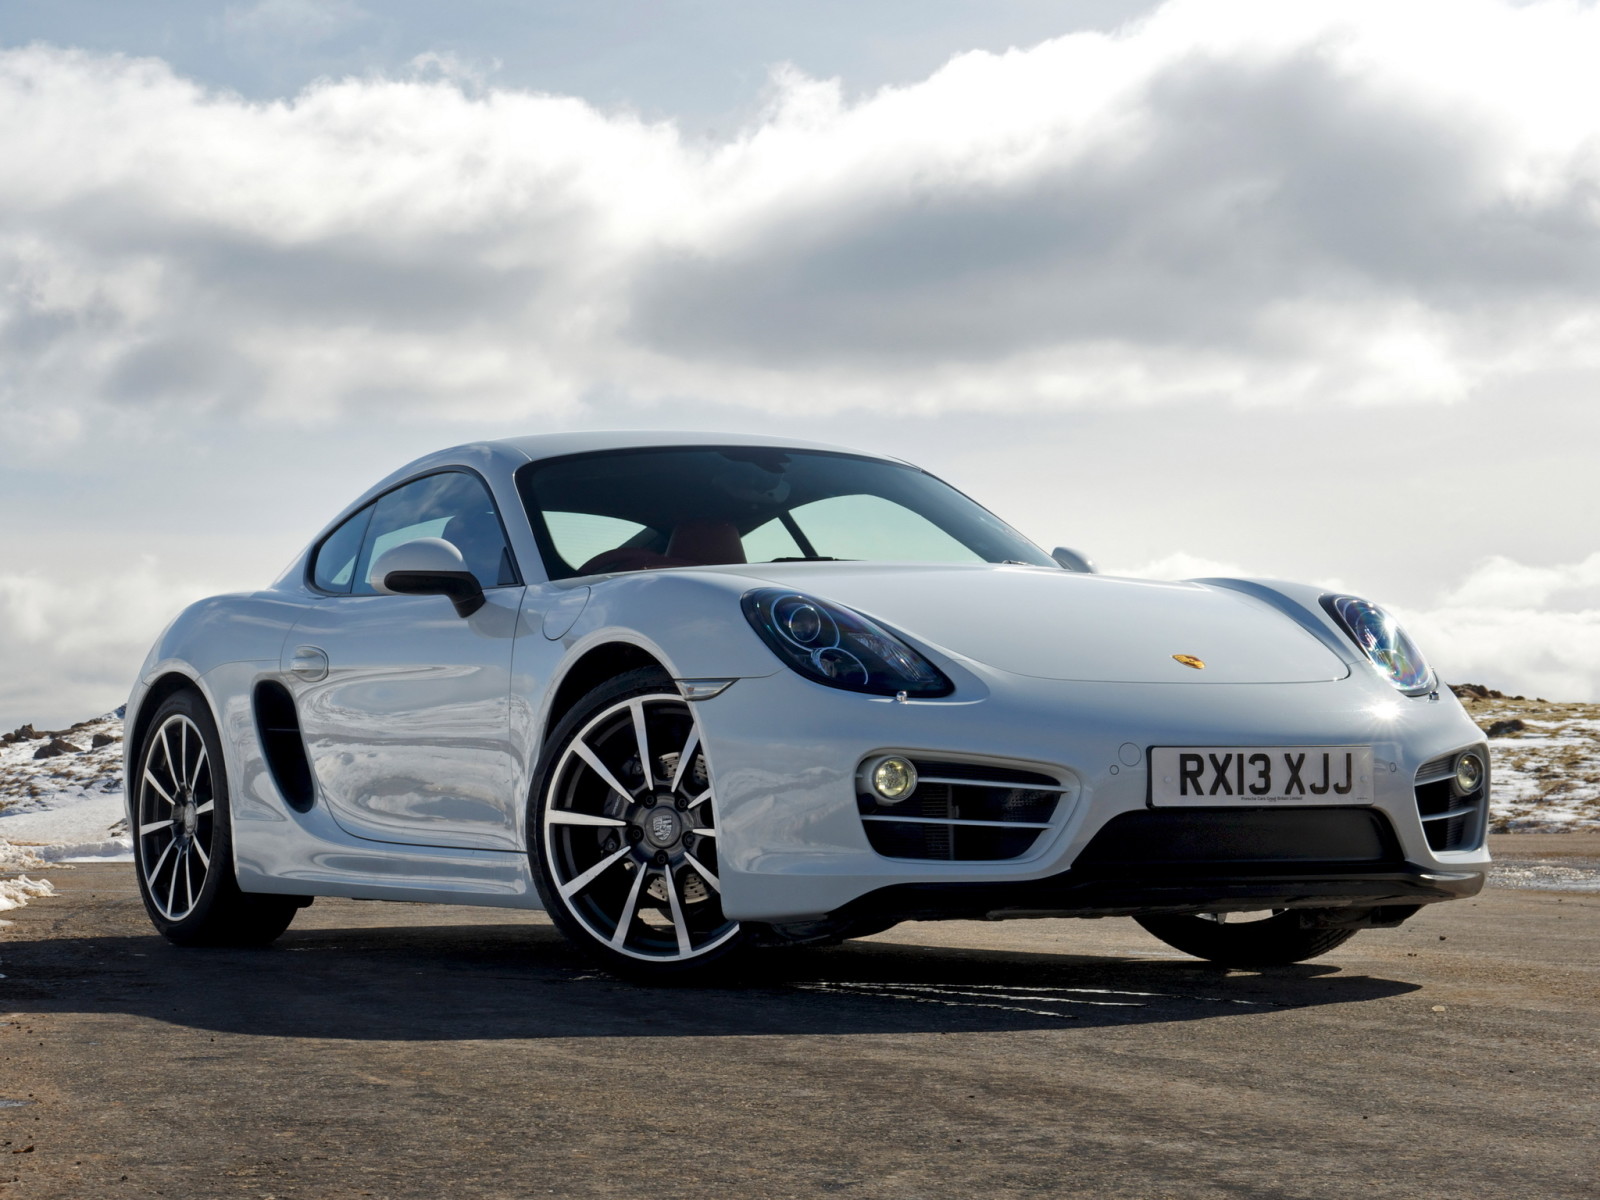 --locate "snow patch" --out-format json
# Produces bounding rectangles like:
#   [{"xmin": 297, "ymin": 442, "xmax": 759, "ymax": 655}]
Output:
[
  {"xmin": 1490, "ymin": 863, "xmax": 1600, "ymax": 892},
  {"xmin": 1456, "ymin": 695, "xmax": 1600, "ymax": 832},
  {"xmin": 0, "ymin": 875, "xmax": 54, "ymax": 913},
  {"xmin": 1, "ymin": 709, "xmax": 129, "ymax": 913},
  {"xmin": 1, "ymin": 710, "xmax": 130, "ymax": 865}
]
